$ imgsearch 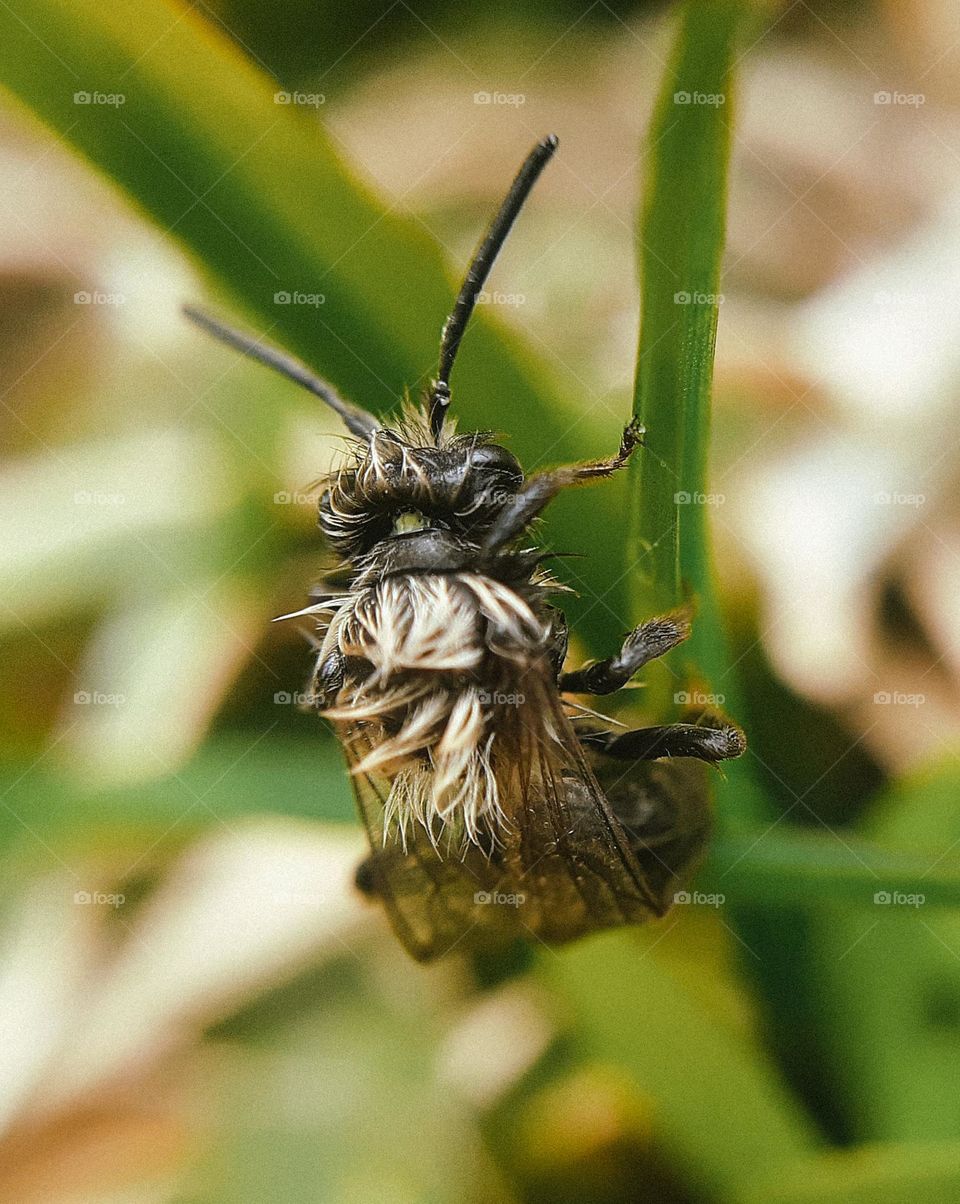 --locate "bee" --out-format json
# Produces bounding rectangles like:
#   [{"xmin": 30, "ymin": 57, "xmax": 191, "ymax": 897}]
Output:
[{"xmin": 186, "ymin": 135, "xmax": 745, "ymax": 961}]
